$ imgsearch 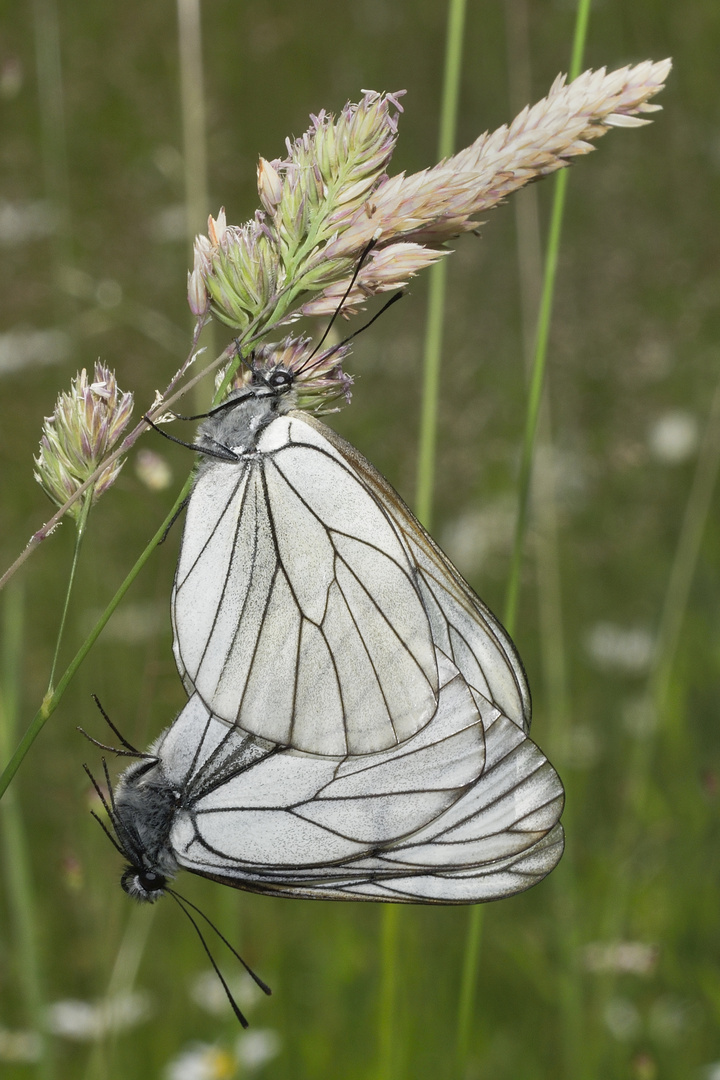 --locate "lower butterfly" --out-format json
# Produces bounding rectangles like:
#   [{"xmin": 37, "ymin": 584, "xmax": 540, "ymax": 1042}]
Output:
[{"xmin": 107, "ymin": 341, "xmax": 564, "ymax": 905}]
